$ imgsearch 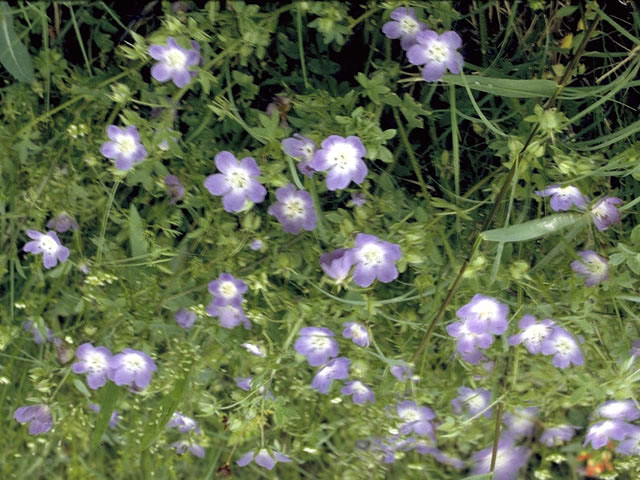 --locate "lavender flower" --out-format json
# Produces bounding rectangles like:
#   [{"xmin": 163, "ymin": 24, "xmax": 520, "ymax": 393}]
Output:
[
  {"xmin": 451, "ymin": 387, "xmax": 491, "ymax": 418},
  {"xmin": 471, "ymin": 438, "xmax": 530, "ymax": 480},
  {"xmin": 23, "ymin": 230, "xmax": 70, "ymax": 269},
  {"xmin": 414, "ymin": 444, "xmax": 465, "ymax": 470},
  {"xmin": 241, "ymin": 342, "xmax": 265, "ymax": 357},
  {"xmin": 584, "ymin": 420, "xmax": 639, "ymax": 449},
  {"xmin": 175, "ymin": 308, "xmax": 197, "ymax": 329},
  {"xmin": 381, "ymin": 7, "xmax": 426, "ymax": 49},
  {"xmin": 89, "ymin": 403, "xmax": 119, "ymax": 428},
  {"xmin": 47, "ymin": 213, "xmax": 79, "ymax": 233},
  {"xmin": 540, "ymin": 425, "xmax": 578, "ymax": 446},
  {"xmin": 148, "ymin": 37, "xmax": 200, "ymax": 87},
  {"xmin": 446, "ymin": 319, "xmax": 494, "ymax": 363},
  {"xmin": 591, "ymin": 196, "xmax": 623, "ymax": 231},
  {"xmin": 310, "ymin": 135, "xmax": 367, "ymax": 191},
  {"xmin": 171, "ymin": 440, "xmax": 205, "ymax": 458},
  {"xmin": 204, "ymin": 151, "xmax": 267, "ymax": 213},
  {"xmin": 294, "ymin": 327, "xmax": 339, "ymax": 366},
  {"xmin": 535, "ymin": 185, "xmax": 588, "ymax": 211},
  {"xmin": 71, "ymin": 343, "xmax": 113, "ymax": 390},
  {"xmin": 168, "ymin": 412, "xmax": 201, "ymax": 434},
  {"xmin": 397, "ymin": 401, "xmax": 436, "ymax": 440},
  {"xmin": 281, "ymin": 133, "xmax": 316, "ymax": 178},
  {"xmin": 406, "ymin": 30, "xmax": 463, "ymax": 82},
  {"xmin": 508, "ymin": 315, "xmax": 555, "ymax": 354},
  {"xmin": 504, "ymin": 407, "xmax": 539, "ymax": 439},
  {"xmin": 342, "ymin": 322, "xmax": 369, "ymax": 347},
  {"xmin": 341, "ymin": 380, "xmax": 375, "ymax": 405},
  {"xmin": 616, "ymin": 428, "xmax": 640, "ymax": 455},
  {"xmin": 24, "ymin": 320, "xmax": 54, "ymax": 345},
  {"xmin": 570, "ymin": 250, "xmax": 609, "ymax": 286},
  {"xmin": 208, "ymin": 273, "xmax": 247, "ymax": 307},
  {"xmin": 319, "ymin": 248, "xmax": 352, "ymax": 282},
  {"xmin": 456, "ymin": 294, "xmax": 509, "ymax": 335},
  {"xmin": 165, "ymin": 175, "xmax": 185, "ymax": 204},
  {"xmin": 107, "ymin": 348, "xmax": 157, "ymax": 389},
  {"xmin": 267, "ymin": 184, "xmax": 317, "ymax": 234},
  {"xmin": 100, "ymin": 125, "xmax": 147, "ymax": 171},
  {"xmin": 250, "ymin": 239, "xmax": 264, "ymax": 251},
  {"xmin": 13, "ymin": 404, "xmax": 53, "ymax": 435},
  {"xmin": 206, "ymin": 303, "xmax": 251, "ymax": 329},
  {"xmin": 311, "ymin": 357, "xmax": 350, "ymax": 394},
  {"xmin": 390, "ymin": 364, "xmax": 414, "ymax": 381},
  {"xmin": 596, "ymin": 400, "xmax": 640, "ymax": 422},
  {"xmin": 234, "ymin": 376, "xmax": 274, "ymax": 399},
  {"xmin": 345, "ymin": 234, "xmax": 402, "ymax": 288},
  {"xmin": 540, "ymin": 327, "xmax": 584, "ymax": 368},
  {"xmin": 237, "ymin": 449, "xmax": 291, "ymax": 470}
]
